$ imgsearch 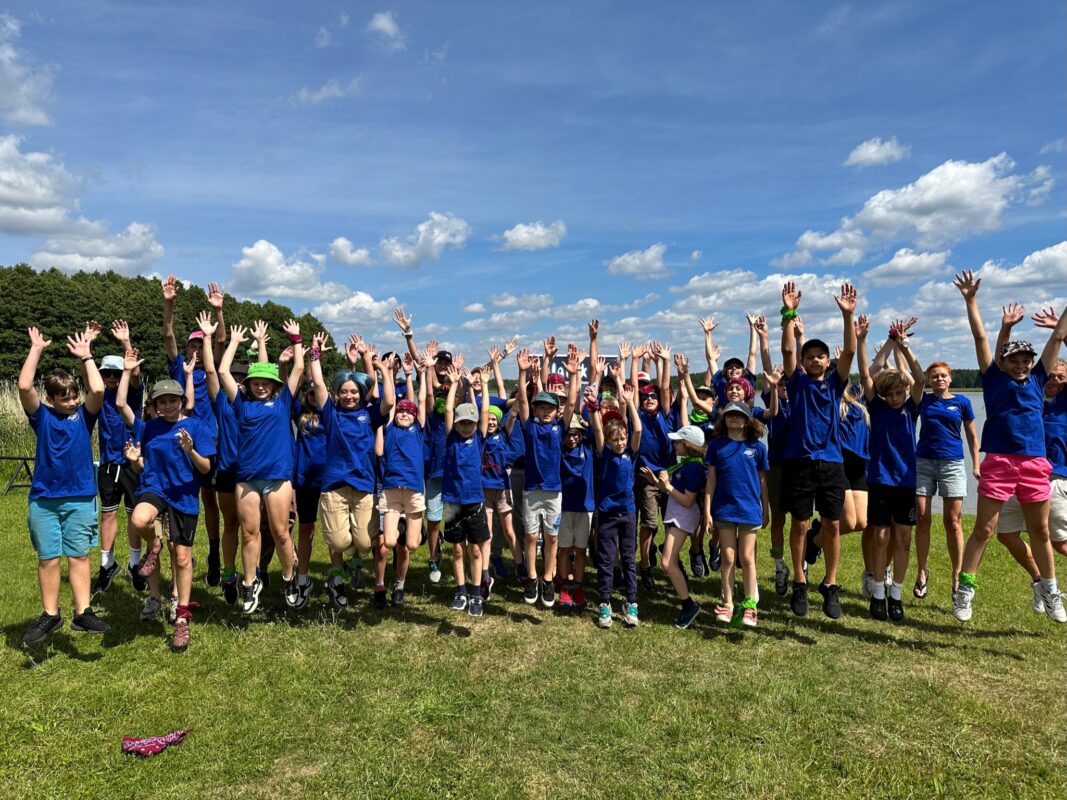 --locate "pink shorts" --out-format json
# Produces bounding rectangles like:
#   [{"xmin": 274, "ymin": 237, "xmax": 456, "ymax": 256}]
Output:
[{"xmin": 977, "ymin": 453, "xmax": 1052, "ymax": 503}]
